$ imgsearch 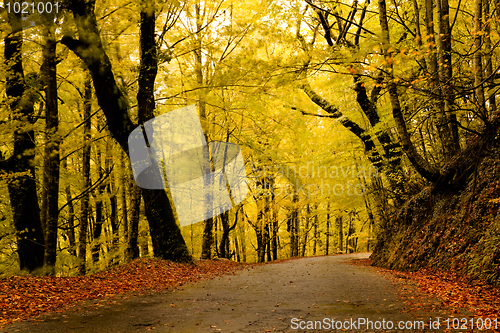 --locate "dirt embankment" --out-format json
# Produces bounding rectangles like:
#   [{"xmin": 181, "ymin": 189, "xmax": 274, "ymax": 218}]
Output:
[{"xmin": 371, "ymin": 141, "xmax": 500, "ymax": 287}]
